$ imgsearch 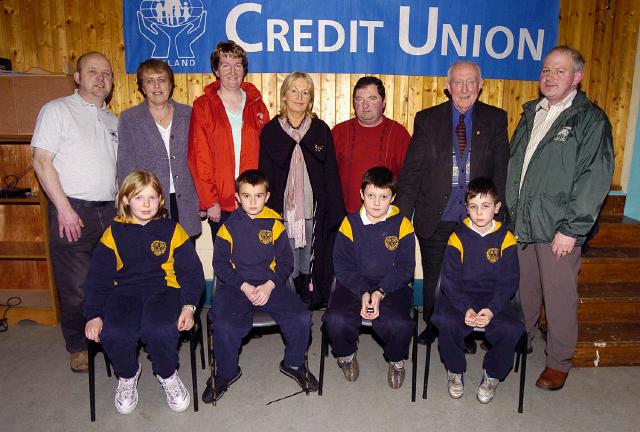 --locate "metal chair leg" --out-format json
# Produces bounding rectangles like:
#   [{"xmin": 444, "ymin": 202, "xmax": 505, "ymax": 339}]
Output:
[
  {"xmin": 206, "ymin": 315, "xmax": 217, "ymax": 406},
  {"xmin": 89, "ymin": 341, "xmax": 97, "ymax": 422},
  {"xmin": 422, "ymin": 323, "xmax": 433, "ymax": 399},
  {"xmin": 411, "ymin": 307, "xmax": 418, "ymax": 402},
  {"xmin": 518, "ymin": 334, "xmax": 527, "ymax": 413},
  {"xmin": 189, "ymin": 328, "xmax": 199, "ymax": 412},
  {"xmin": 196, "ymin": 313, "xmax": 206, "ymax": 369},
  {"xmin": 318, "ymin": 324, "xmax": 327, "ymax": 396},
  {"xmin": 514, "ymin": 334, "xmax": 523, "ymax": 373}
]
